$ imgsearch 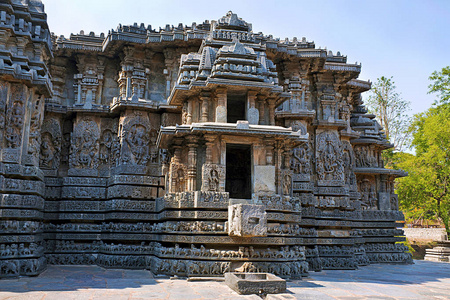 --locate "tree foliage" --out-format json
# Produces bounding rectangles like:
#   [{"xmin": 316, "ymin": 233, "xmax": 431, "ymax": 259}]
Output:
[
  {"xmin": 366, "ymin": 76, "xmax": 411, "ymax": 151},
  {"xmin": 394, "ymin": 97, "xmax": 450, "ymax": 235},
  {"xmin": 428, "ymin": 66, "xmax": 450, "ymax": 105}
]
